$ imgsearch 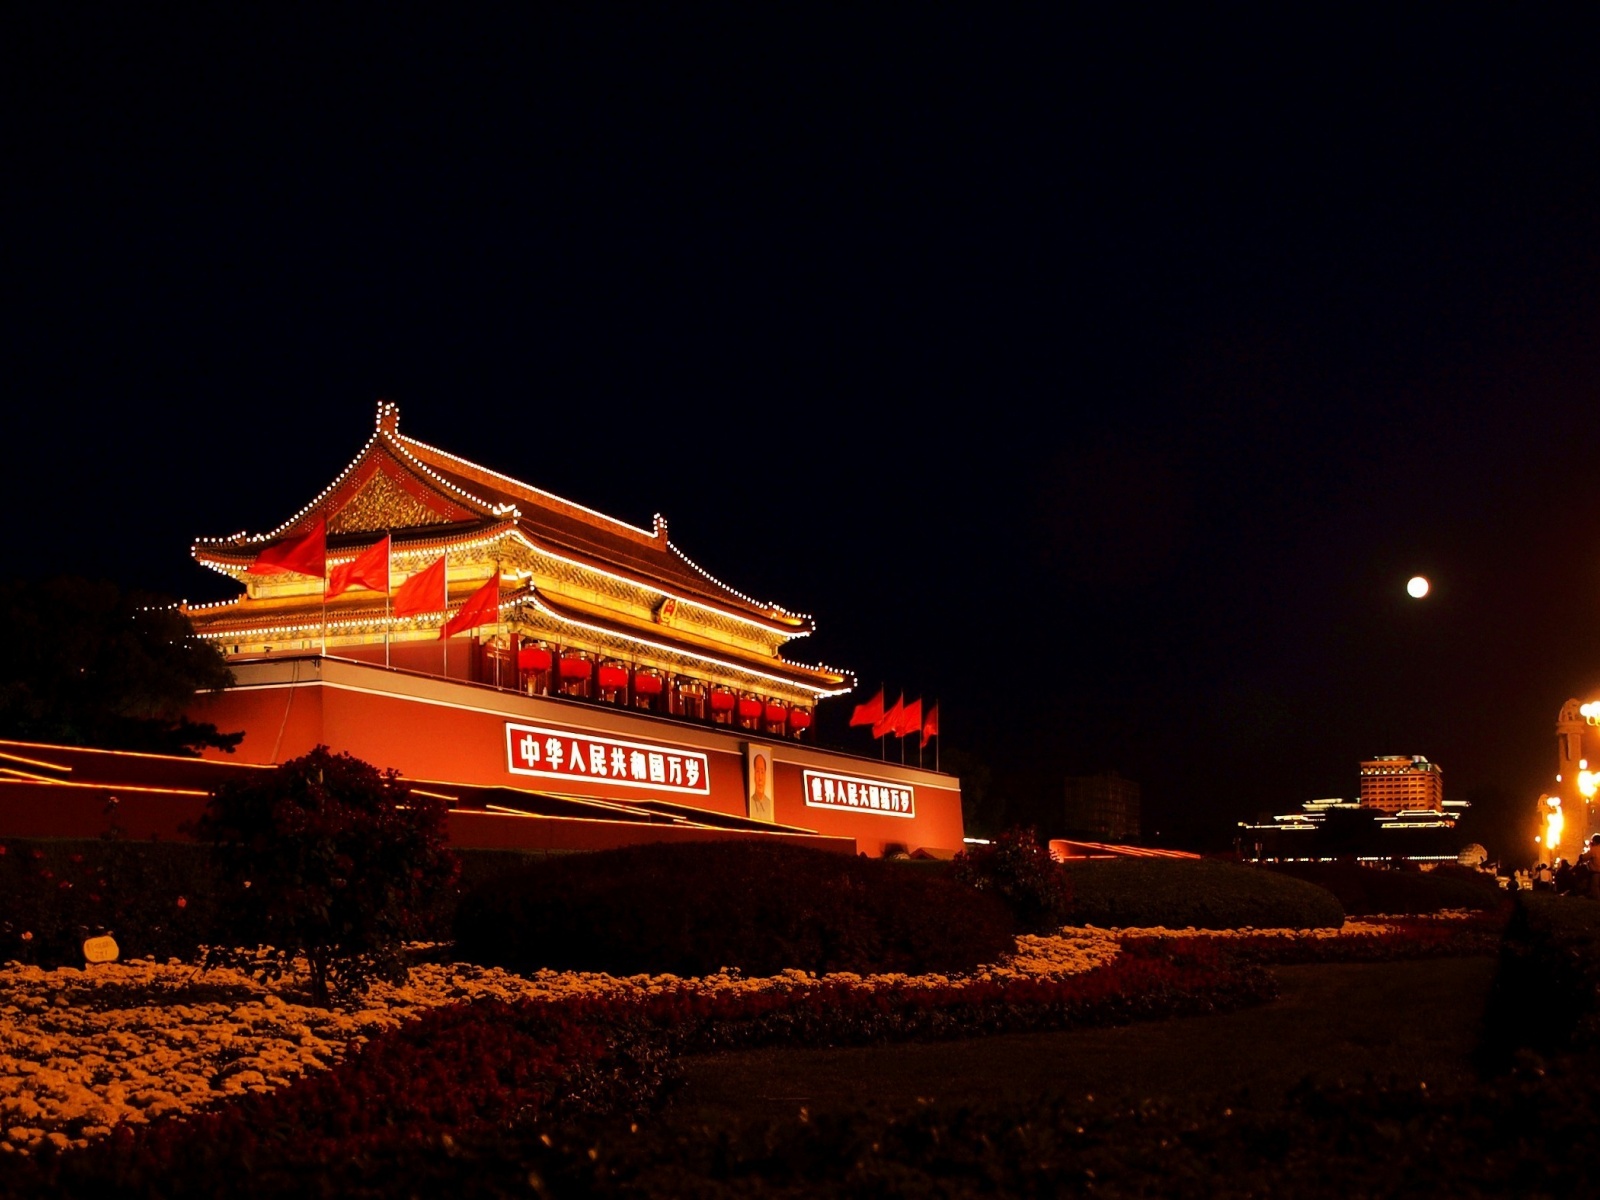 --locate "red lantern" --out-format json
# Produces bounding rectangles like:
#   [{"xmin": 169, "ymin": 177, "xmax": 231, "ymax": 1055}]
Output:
[
  {"xmin": 788, "ymin": 709, "xmax": 813, "ymax": 731},
  {"xmin": 764, "ymin": 702, "xmax": 786, "ymax": 725},
  {"xmin": 633, "ymin": 671, "xmax": 664, "ymax": 696},
  {"xmin": 709, "ymin": 688, "xmax": 736, "ymax": 713},
  {"xmin": 517, "ymin": 646, "xmax": 553, "ymax": 672},
  {"xmin": 737, "ymin": 696, "xmax": 763, "ymax": 721},
  {"xmin": 558, "ymin": 654, "xmax": 593, "ymax": 681},
  {"xmin": 597, "ymin": 664, "xmax": 629, "ymax": 691}
]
